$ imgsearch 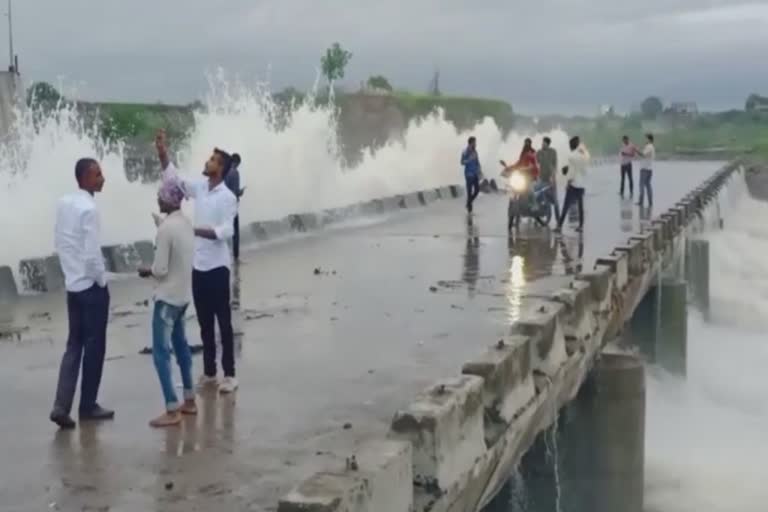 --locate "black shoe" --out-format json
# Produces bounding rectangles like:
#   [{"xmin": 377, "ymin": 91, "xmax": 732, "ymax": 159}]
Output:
[
  {"xmin": 79, "ymin": 405, "xmax": 115, "ymax": 421},
  {"xmin": 50, "ymin": 411, "xmax": 76, "ymax": 430}
]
